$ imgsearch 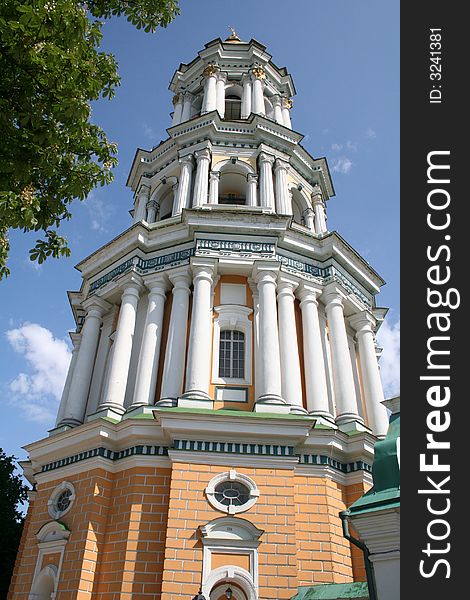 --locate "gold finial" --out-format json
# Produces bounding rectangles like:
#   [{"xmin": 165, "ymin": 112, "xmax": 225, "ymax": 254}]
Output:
[{"xmin": 225, "ymin": 26, "xmax": 241, "ymax": 42}]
